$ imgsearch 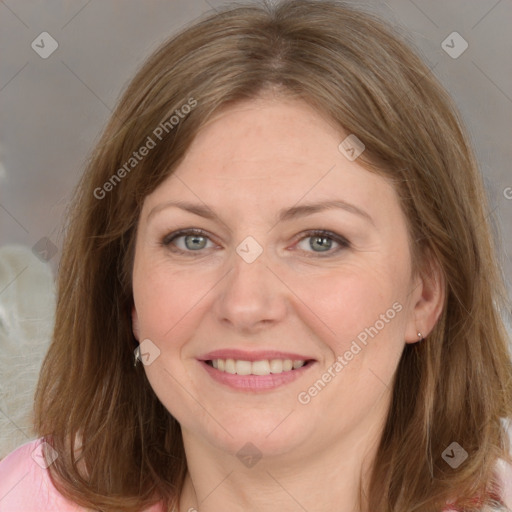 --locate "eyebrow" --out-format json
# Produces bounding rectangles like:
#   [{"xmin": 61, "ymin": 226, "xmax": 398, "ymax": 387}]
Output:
[{"xmin": 147, "ymin": 199, "xmax": 375, "ymax": 226}]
